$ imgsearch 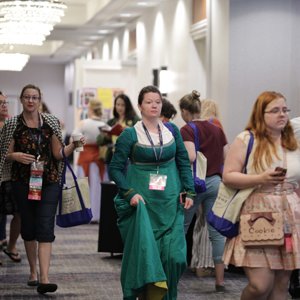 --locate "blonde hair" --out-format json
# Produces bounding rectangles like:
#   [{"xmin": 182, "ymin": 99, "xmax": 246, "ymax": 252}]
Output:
[
  {"xmin": 200, "ymin": 99, "xmax": 220, "ymax": 120},
  {"xmin": 89, "ymin": 99, "xmax": 102, "ymax": 117}
]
